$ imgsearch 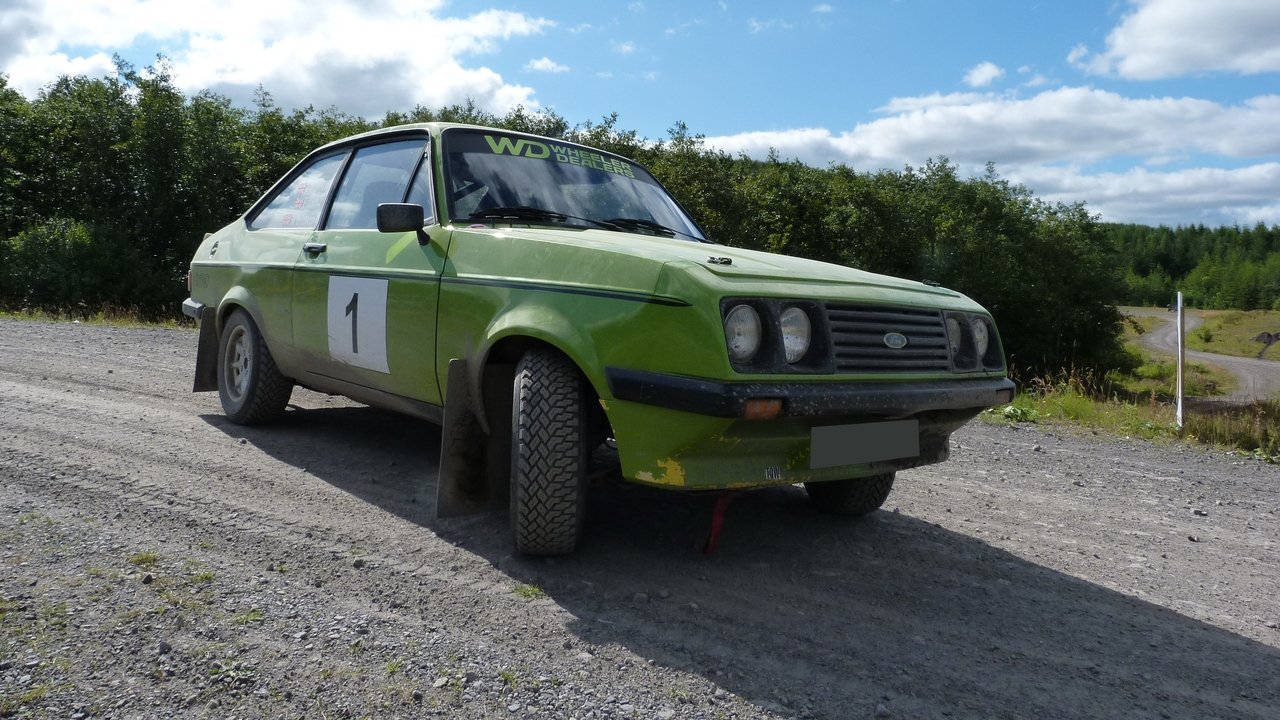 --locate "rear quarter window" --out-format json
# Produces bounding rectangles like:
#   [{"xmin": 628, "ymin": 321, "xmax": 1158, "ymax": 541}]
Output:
[{"xmin": 250, "ymin": 152, "xmax": 347, "ymax": 230}]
